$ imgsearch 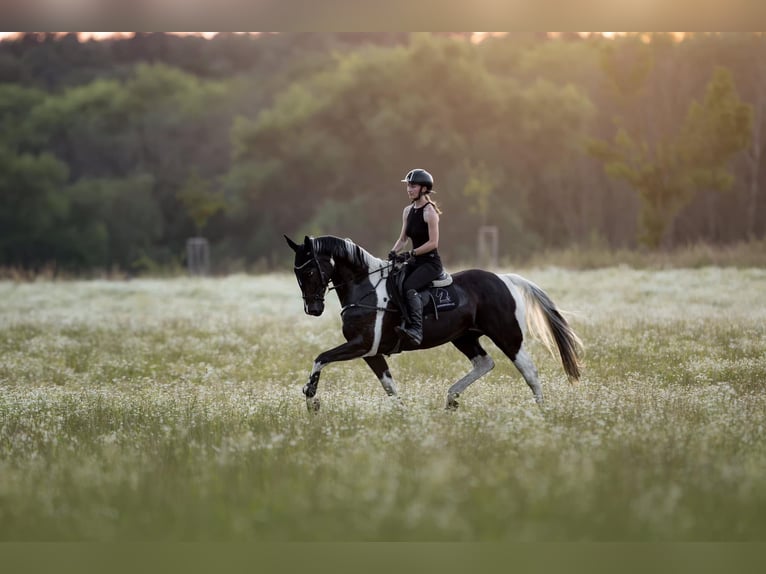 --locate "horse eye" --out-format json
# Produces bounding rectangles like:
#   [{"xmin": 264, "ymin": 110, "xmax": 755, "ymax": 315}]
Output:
[{"xmin": 307, "ymin": 270, "xmax": 314, "ymax": 277}]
